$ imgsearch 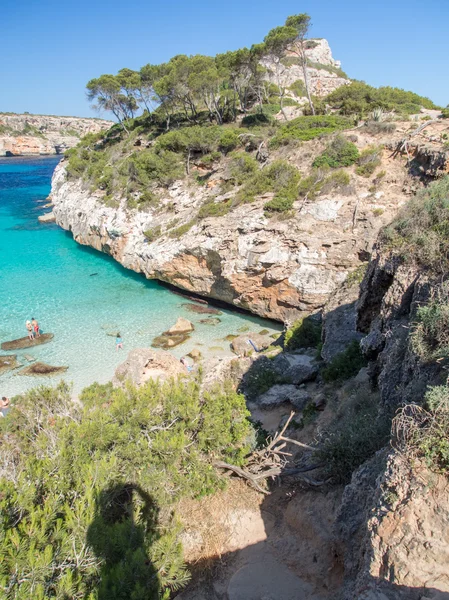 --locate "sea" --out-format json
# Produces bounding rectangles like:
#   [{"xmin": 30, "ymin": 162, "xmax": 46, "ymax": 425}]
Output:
[{"xmin": 0, "ymin": 156, "xmax": 281, "ymax": 397}]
